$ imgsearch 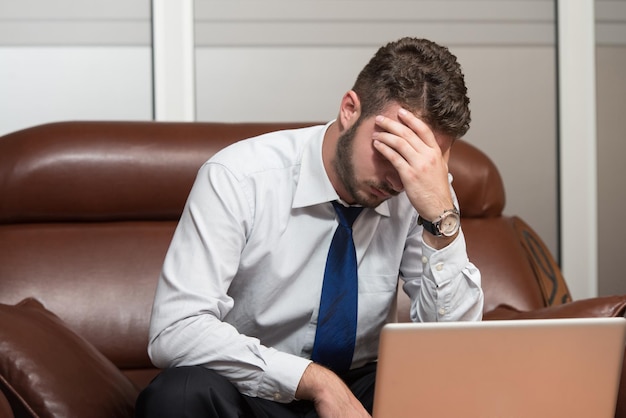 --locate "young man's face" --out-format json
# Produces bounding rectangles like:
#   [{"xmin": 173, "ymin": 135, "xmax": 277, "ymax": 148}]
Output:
[
  {"xmin": 334, "ymin": 103, "xmax": 453, "ymax": 208},
  {"xmin": 334, "ymin": 104, "xmax": 404, "ymax": 208}
]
